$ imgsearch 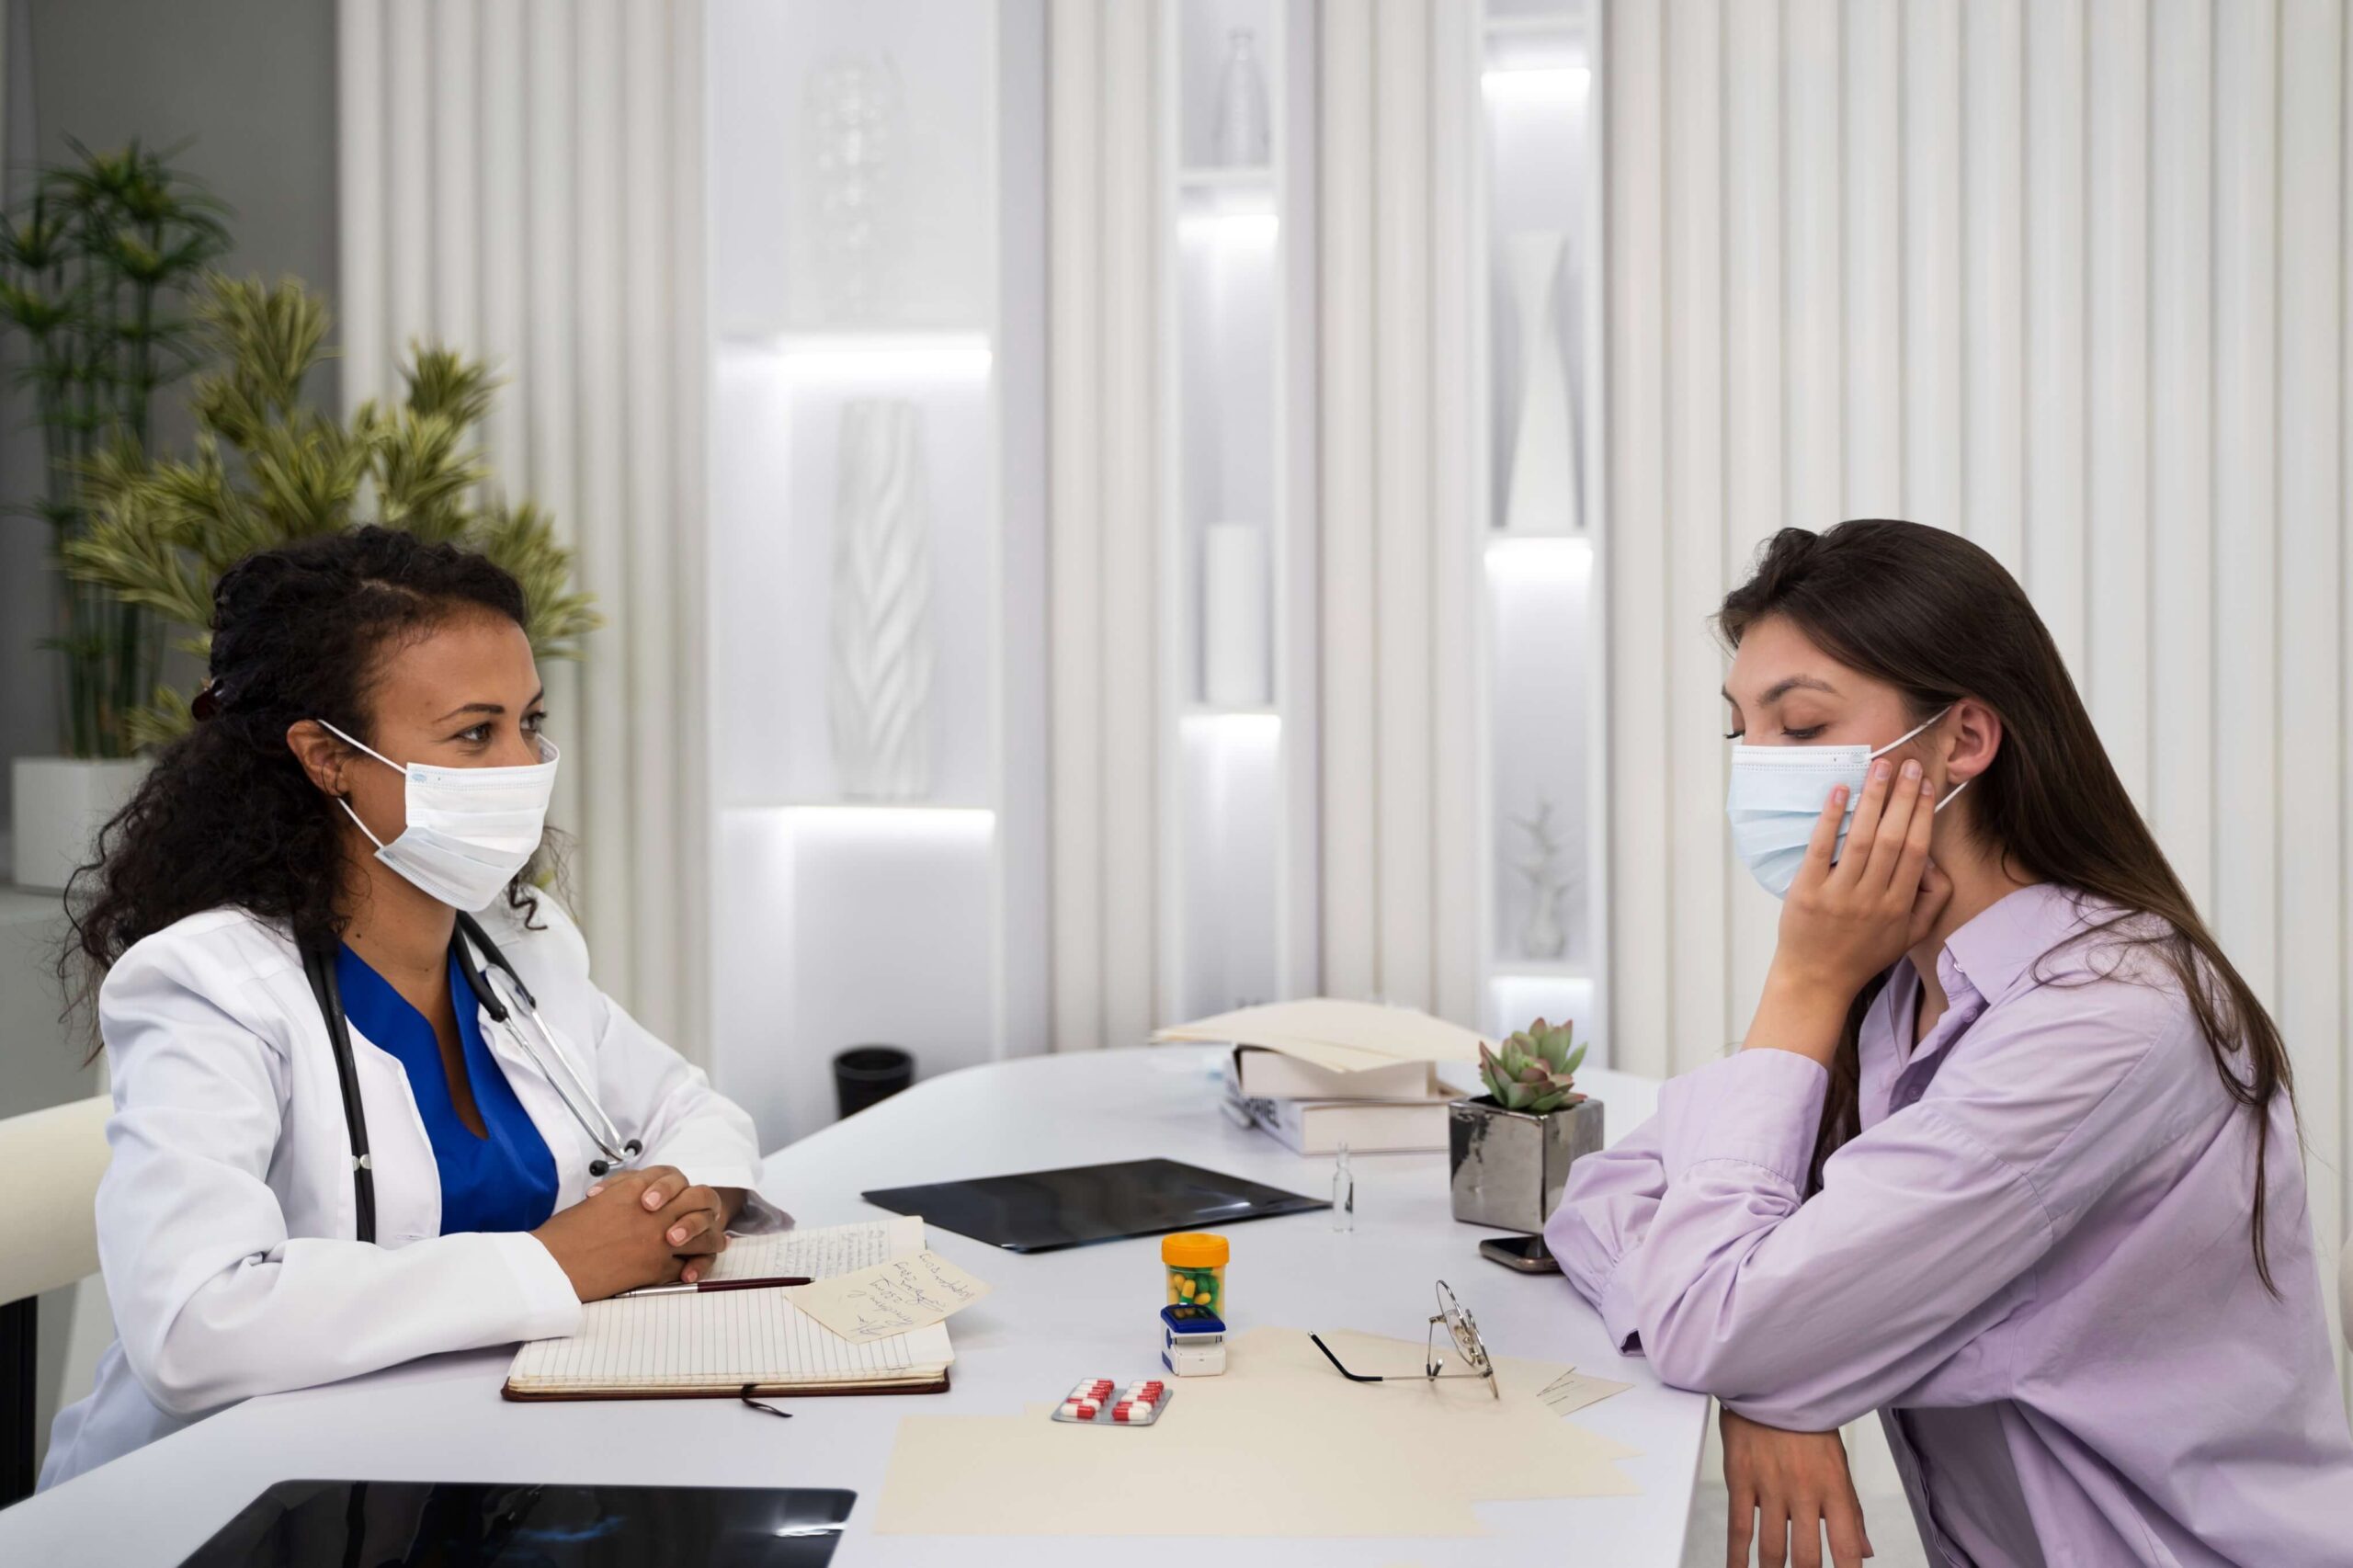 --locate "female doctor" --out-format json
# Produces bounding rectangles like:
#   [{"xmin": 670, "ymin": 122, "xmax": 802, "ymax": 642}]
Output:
[{"xmin": 42, "ymin": 527, "xmax": 784, "ymax": 1488}]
